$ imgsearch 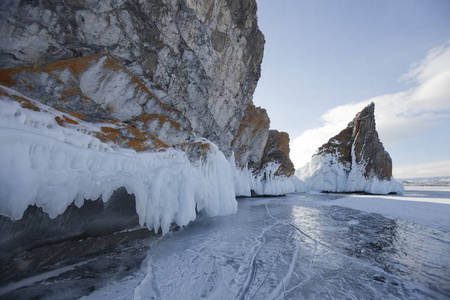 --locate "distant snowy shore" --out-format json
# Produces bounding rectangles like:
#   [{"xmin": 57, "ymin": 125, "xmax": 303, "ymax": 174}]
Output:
[
  {"xmin": 399, "ymin": 177, "xmax": 450, "ymax": 186},
  {"xmin": 319, "ymin": 186, "xmax": 450, "ymax": 232}
]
